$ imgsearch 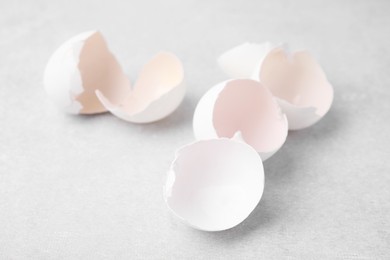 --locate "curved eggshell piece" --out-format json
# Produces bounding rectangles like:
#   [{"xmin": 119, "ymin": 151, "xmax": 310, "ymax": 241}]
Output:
[
  {"xmin": 164, "ymin": 138, "xmax": 264, "ymax": 231},
  {"xmin": 43, "ymin": 31, "xmax": 130, "ymax": 114},
  {"xmin": 96, "ymin": 52, "xmax": 185, "ymax": 123}
]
